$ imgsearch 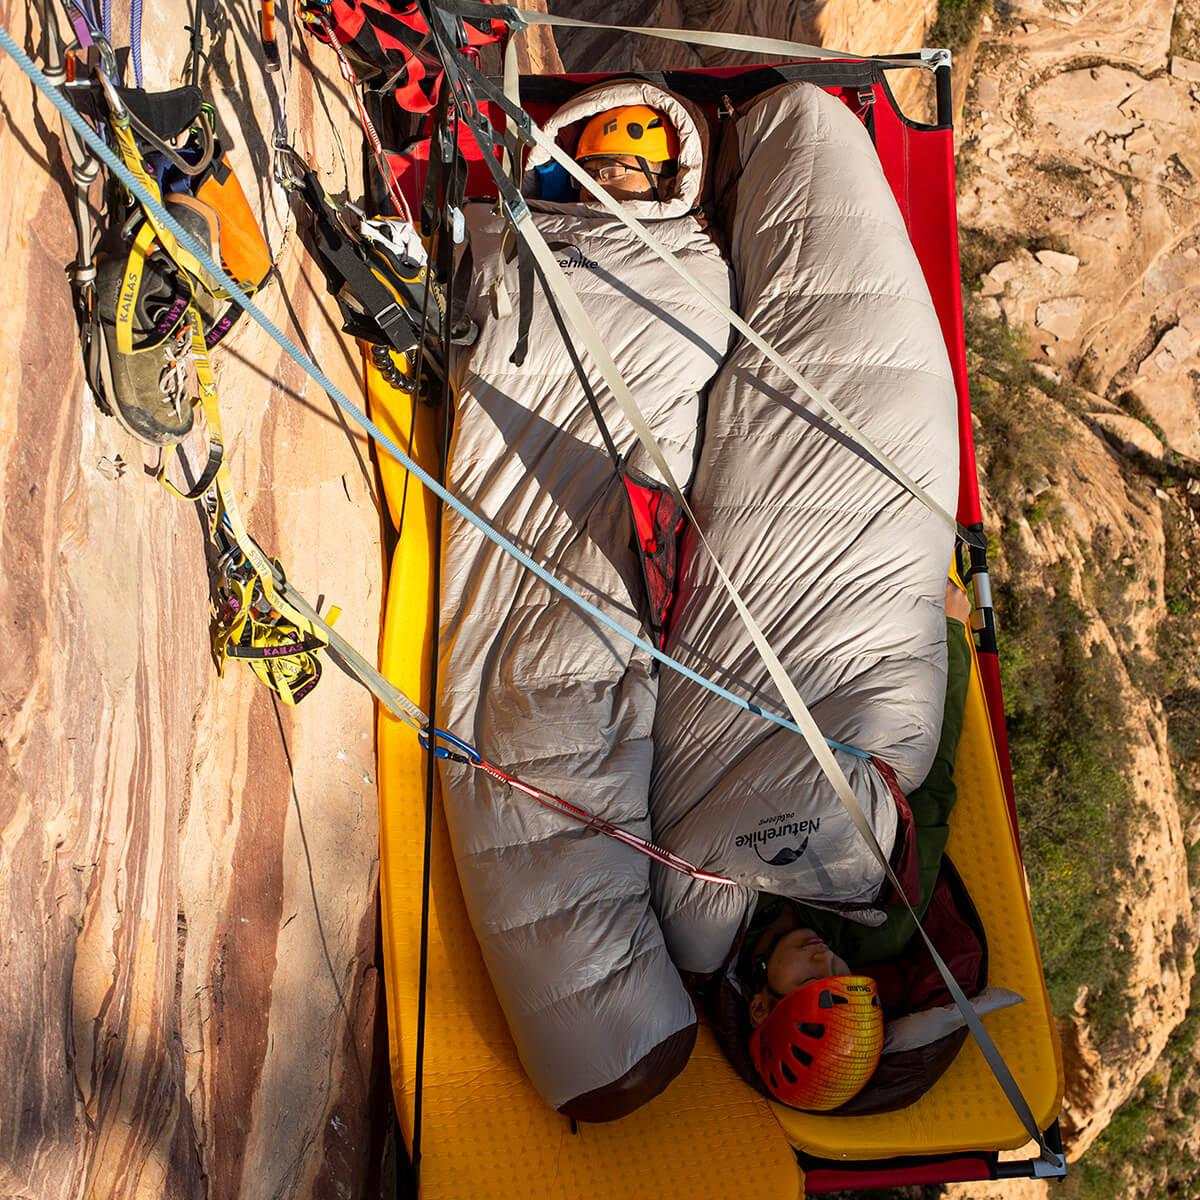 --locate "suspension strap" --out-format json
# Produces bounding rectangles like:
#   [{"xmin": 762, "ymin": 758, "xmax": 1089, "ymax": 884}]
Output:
[
  {"xmin": 509, "ymin": 230, "xmax": 534, "ymax": 366},
  {"xmin": 433, "ymin": 0, "xmax": 941, "ymax": 73},
  {"xmin": 455, "ymin": 52, "xmax": 981, "ymax": 551},
  {"xmin": 8, "ymin": 17, "xmax": 877, "ymax": 751}
]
